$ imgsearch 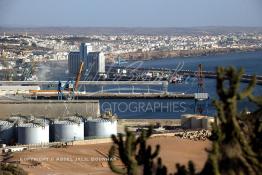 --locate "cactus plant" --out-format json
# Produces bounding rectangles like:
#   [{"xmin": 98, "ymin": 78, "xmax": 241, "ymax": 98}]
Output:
[
  {"xmin": 108, "ymin": 126, "xmax": 161, "ymax": 175},
  {"xmin": 201, "ymin": 66, "xmax": 262, "ymax": 175},
  {"xmin": 108, "ymin": 127, "xmax": 139, "ymax": 175}
]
